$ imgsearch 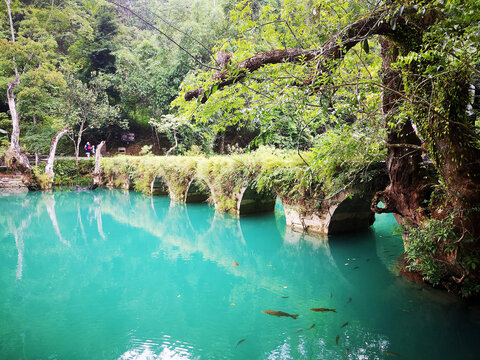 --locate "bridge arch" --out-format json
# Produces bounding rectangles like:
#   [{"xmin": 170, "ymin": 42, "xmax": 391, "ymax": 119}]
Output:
[
  {"xmin": 237, "ymin": 184, "xmax": 276, "ymax": 216},
  {"xmin": 282, "ymin": 189, "xmax": 377, "ymax": 235},
  {"xmin": 326, "ymin": 191, "xmax": 375, "ymax": 235},
  {"xmin": 150, "ymin": 173, "xmax": 169, "ymax": 196},
  {"xmin": 185, "ymin": 177, "xmax": 211, "ymax": 203}
]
